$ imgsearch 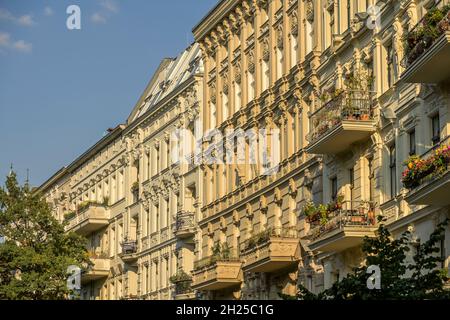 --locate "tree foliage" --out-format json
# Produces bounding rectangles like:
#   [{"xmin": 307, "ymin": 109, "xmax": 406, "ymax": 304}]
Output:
[
  {"xmin": 0, "ymin": 172, "xmax": 89, "ymax": 299},
  {"xmin": 288, "ymin": 217, "xmax": 450, "ymax": 300}
]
